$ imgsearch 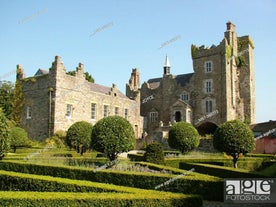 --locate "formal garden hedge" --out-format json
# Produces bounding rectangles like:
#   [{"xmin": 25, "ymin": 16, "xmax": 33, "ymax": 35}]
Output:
[
  {"xmin": 0, "ymin": 160, "xmax": 223, "ymax": 201},
  {"xmin": 0, "ymin": 168, "xmax": 202, "ymax": 207},
  {"xmin": 0, "ymin": 191, "xmax": 202, "ymax": 207},
  {"xmin": 165, "ymin": 157, "xmax": 268, "ymax": 171},
  {"xmin": 179, "ymin": 162, "xmax": 268, "ymax": 178}
]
